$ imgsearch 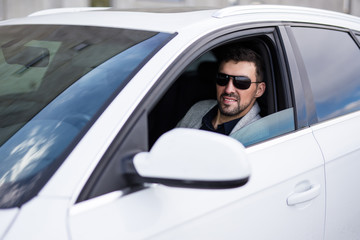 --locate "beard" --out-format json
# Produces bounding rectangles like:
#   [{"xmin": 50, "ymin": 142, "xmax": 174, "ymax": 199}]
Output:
[{"xmin": 217, "ymin": 93, "xmax": 252, "ymax": 117}]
